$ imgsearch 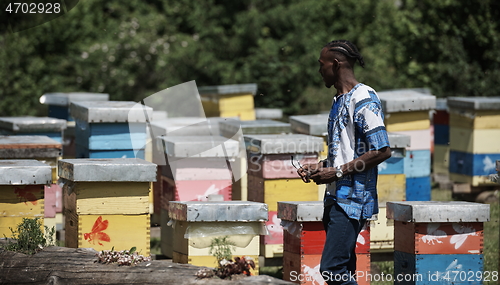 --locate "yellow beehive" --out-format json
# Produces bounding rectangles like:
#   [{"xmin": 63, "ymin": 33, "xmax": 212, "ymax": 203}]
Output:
[
  {"xmin": 449, "ymin": 110, "xmax": 500, "ymax": 130},
  {"xmin": 377, "ymin": 174, "xmax": 406, "ymax": 203},
  {"xmin": 168, "ymin": 201, "xmax": 267, "ymax": 275},
  {"xmin": 247, "ymin": 176, "xmax": 318, "ymax": 212},
  {"xmin": 199, "ymin": 84, "xmax": 257, "ymax": 121},
  {"xmin": 0, "ymin": 160, "xmax": 51, "ymax": 237},
  {"xmin": 59, "ymin": 158, "xmax": 156, "ymax": 255},
  {"xmin": 384, "ymin": 111, "xmax": 430, "ymax": 132},
  {"xmin": 433, "ymin": 144, "xmax": 450, "ymax": 175},
  {"xmin": 449, "ymin": 127, "xmax": 500, "ymax": 154},
  {"xmin": 370, "ymin": 207, "xmax": 394, "ymax": 252}
]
